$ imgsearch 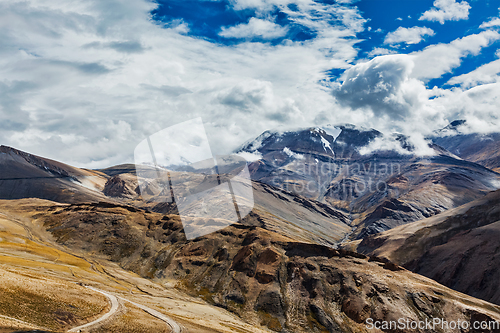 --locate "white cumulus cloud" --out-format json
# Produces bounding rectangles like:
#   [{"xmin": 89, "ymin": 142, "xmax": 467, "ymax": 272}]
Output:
[
  {"xmin": 480, "ymin": 17, "xmax": 500, "ymax": 29},
  {"xmin": 447, "ymin": 59, "xmax": 500, "ymax": 88},
  {"xmin": 334, "ymin": 30, "xmax": 500, "ymax": 149},
  {"xmin": 334, "ymin": 55, "xmax": 423, "ymax": 121},
  {"xmin": 219, "ymin": 18, "xmax": 288, "ymax": 39},
  {"xmin": 411, "ymin": 30, "xmax": 500, "ymax": 80},
  {"xmin": 384, "ymin": 26, "xmax": 435, "ymax": 45},
  {"xmin": 334, "ymin": 54, "xmax": 442, "ymax": 155},
  {"xmin": 368, "ymin": 48, "xmax": 397, "ymax": 57},
  {"xmin": 419, "ymin": 0, "xmax": 471, "ymax": 24},
  {"xmin": 0, "ymin": 0, "xmax": 366, "ymax": 168}
]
